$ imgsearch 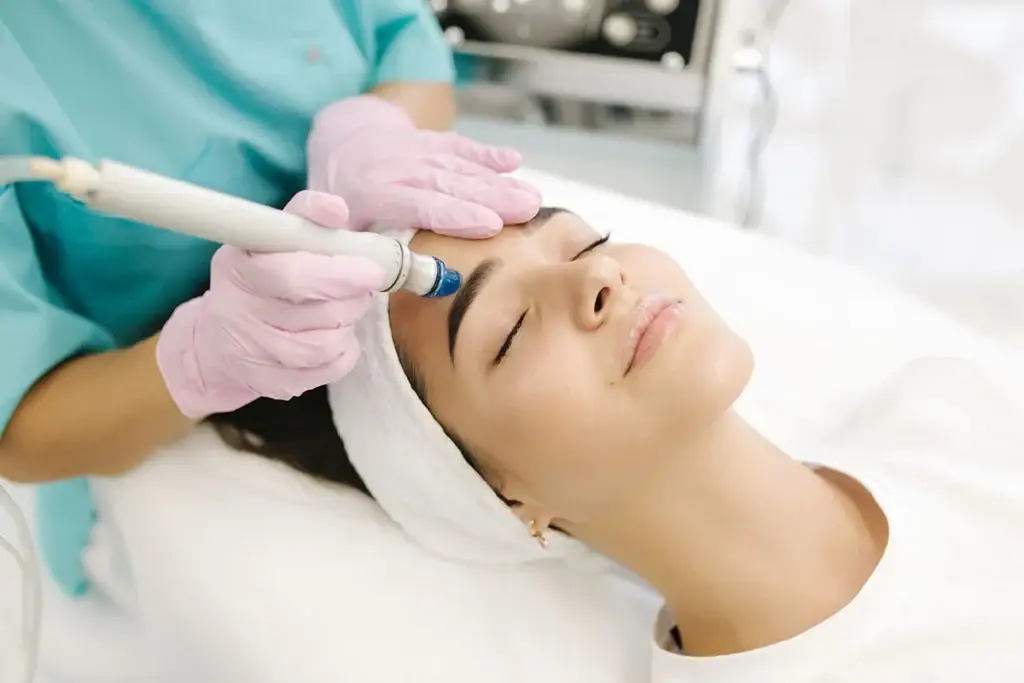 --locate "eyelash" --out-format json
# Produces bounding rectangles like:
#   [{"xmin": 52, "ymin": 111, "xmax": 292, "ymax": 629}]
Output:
[{"xmin": 493, "ymin": 233, "xmax": 612, "ymax": 365}]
